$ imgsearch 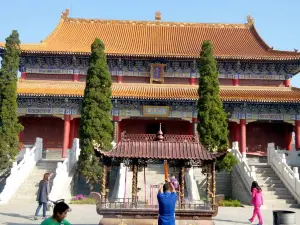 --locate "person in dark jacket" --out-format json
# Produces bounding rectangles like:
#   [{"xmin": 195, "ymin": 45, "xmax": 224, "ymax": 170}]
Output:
[{"xmin": 34, "ymin": 173, "xmax": 51, "ymax": 220}]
